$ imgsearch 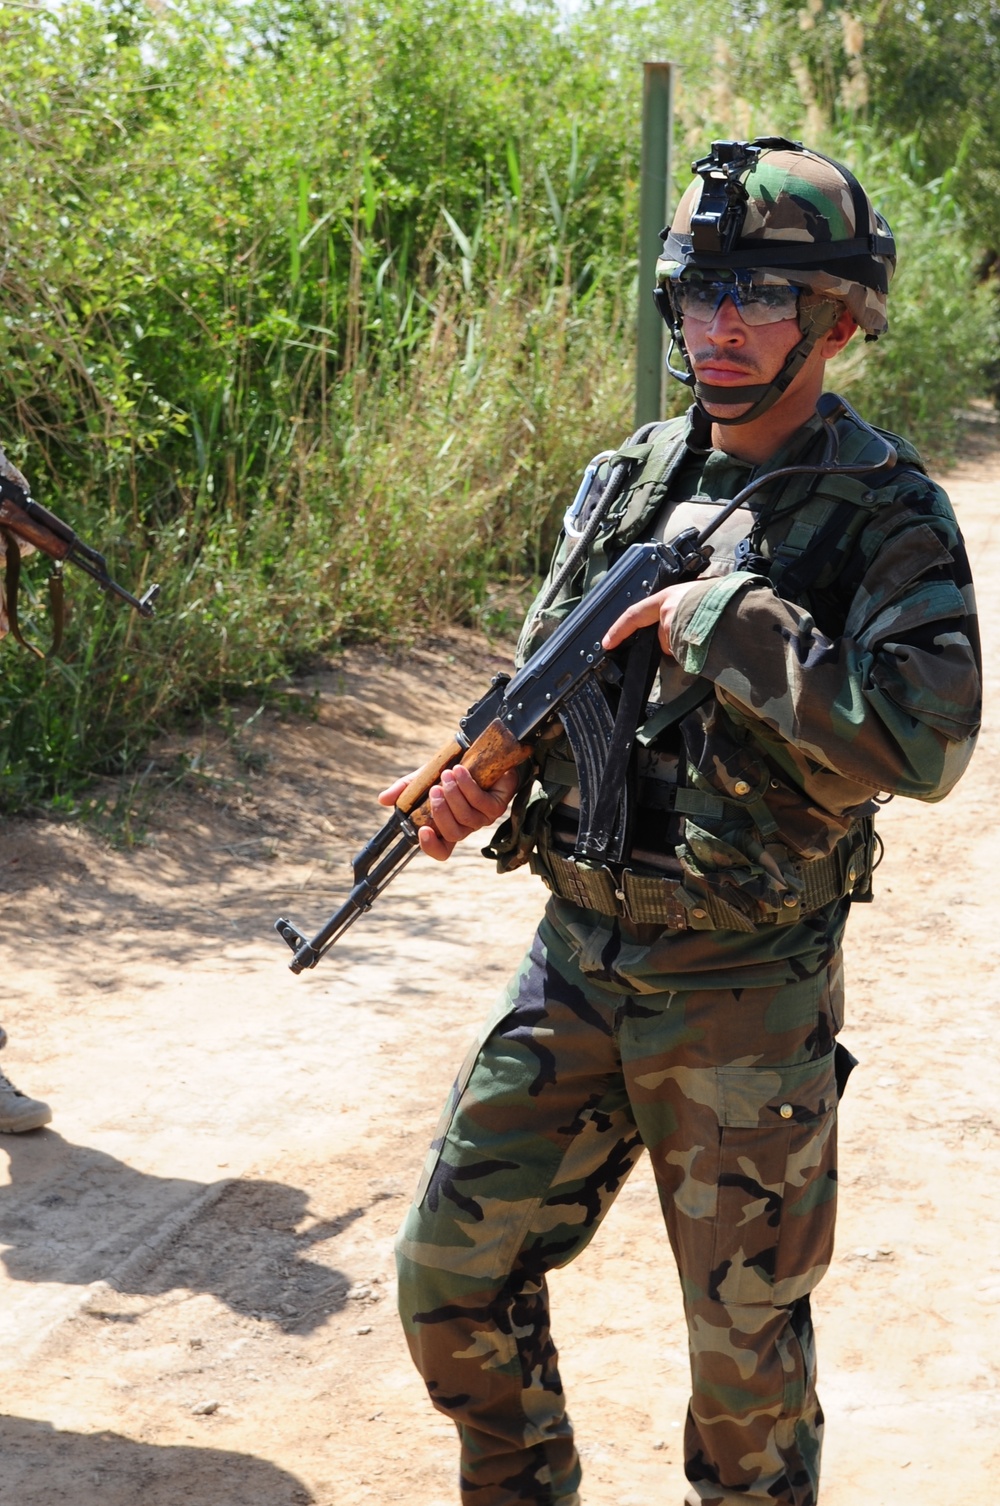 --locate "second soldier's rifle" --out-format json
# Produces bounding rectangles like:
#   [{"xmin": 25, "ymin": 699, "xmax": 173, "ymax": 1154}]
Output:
[
  {"xmin": 0, "ymin": 446, "xmax": 159, "ymax": 655},
  {"xmin": 276, "ymin": 393, "xmax": 896, "ymax": 974}
]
